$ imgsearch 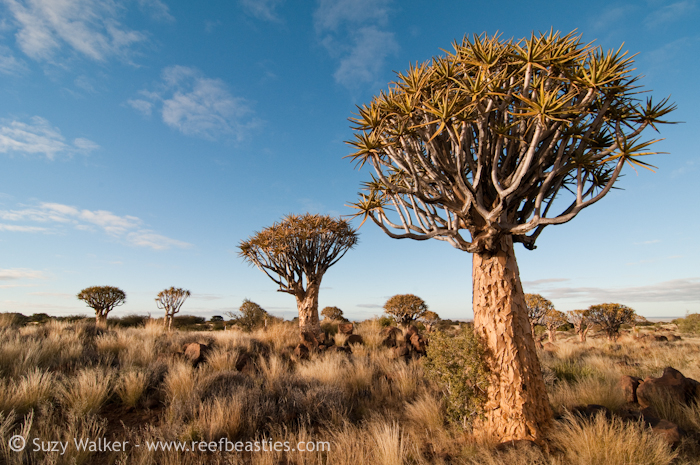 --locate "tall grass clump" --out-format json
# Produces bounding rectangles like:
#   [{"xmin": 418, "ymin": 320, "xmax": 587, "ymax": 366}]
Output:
[
  {"xmin": 116, "ymin": 369, "xmax": 148, "ymax": 408},
  {"xmin": 549, "ymin": 412, "xmax": 676, "ymax": 465},
  {"xmin": 60, "ymin": 367, "xmax": 113, "ymax": 416},
  {"xmin": 424, "ymin": 325, "xmax": 488, "ymax": 427}
]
